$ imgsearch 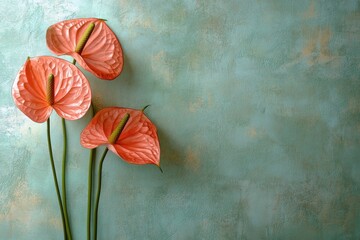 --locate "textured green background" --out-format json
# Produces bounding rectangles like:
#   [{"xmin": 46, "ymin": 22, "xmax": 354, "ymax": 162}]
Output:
[{"xmin": 1, "ymin": 0, "xmax": 360, "ymax": 239}]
